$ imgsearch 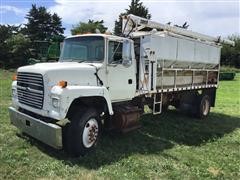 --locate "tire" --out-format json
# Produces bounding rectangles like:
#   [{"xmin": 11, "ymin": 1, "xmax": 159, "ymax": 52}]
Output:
[
  {"xmin": 195, "ymin": 95, "xmax": 211, "ymax": 119},
  {"xmin": 63, "ymin": 108, "xmax": 101, "ymax": 157}
]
